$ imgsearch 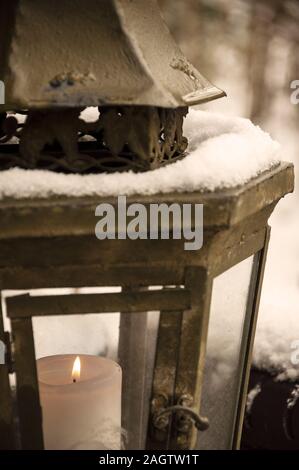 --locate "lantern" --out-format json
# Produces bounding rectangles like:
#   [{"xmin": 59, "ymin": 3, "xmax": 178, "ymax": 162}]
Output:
[{"xmin": 0, "ymin": 0, "xmax": 294, "ymax": 452}]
